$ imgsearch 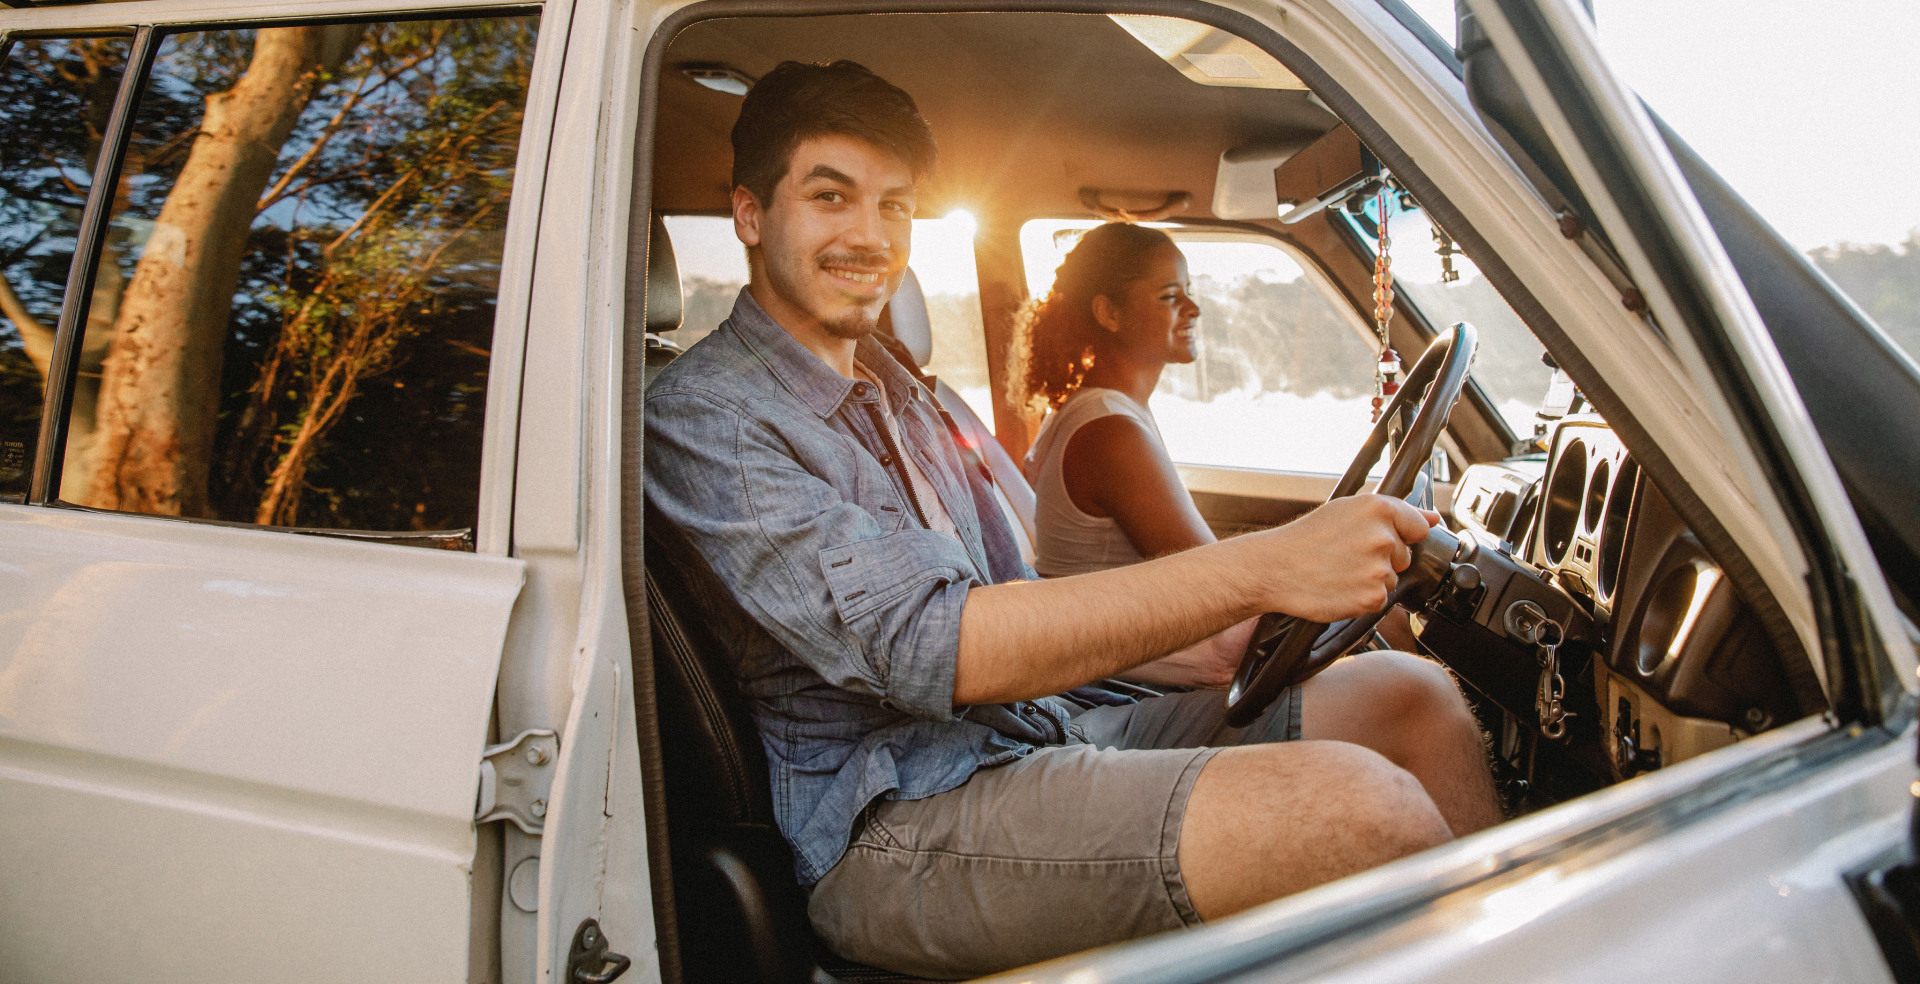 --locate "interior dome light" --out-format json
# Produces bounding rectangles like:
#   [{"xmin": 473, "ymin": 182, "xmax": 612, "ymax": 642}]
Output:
[{"xmin": 680, "ymin": 63, "xmax": 755, "ymax": 96}]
